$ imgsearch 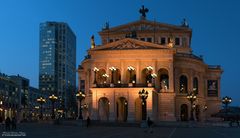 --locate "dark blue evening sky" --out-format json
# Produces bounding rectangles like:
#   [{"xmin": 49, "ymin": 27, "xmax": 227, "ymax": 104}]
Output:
[{"xmin": 0, "ymin": 0, "xmax": 239, "ymax": 105}]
